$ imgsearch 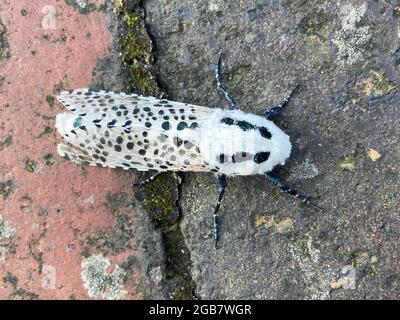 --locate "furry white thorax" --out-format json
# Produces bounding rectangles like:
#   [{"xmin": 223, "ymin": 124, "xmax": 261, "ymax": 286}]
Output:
[{"xmin": 179, "ymin": 108, "xmax": 292, "ymax": 176}]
